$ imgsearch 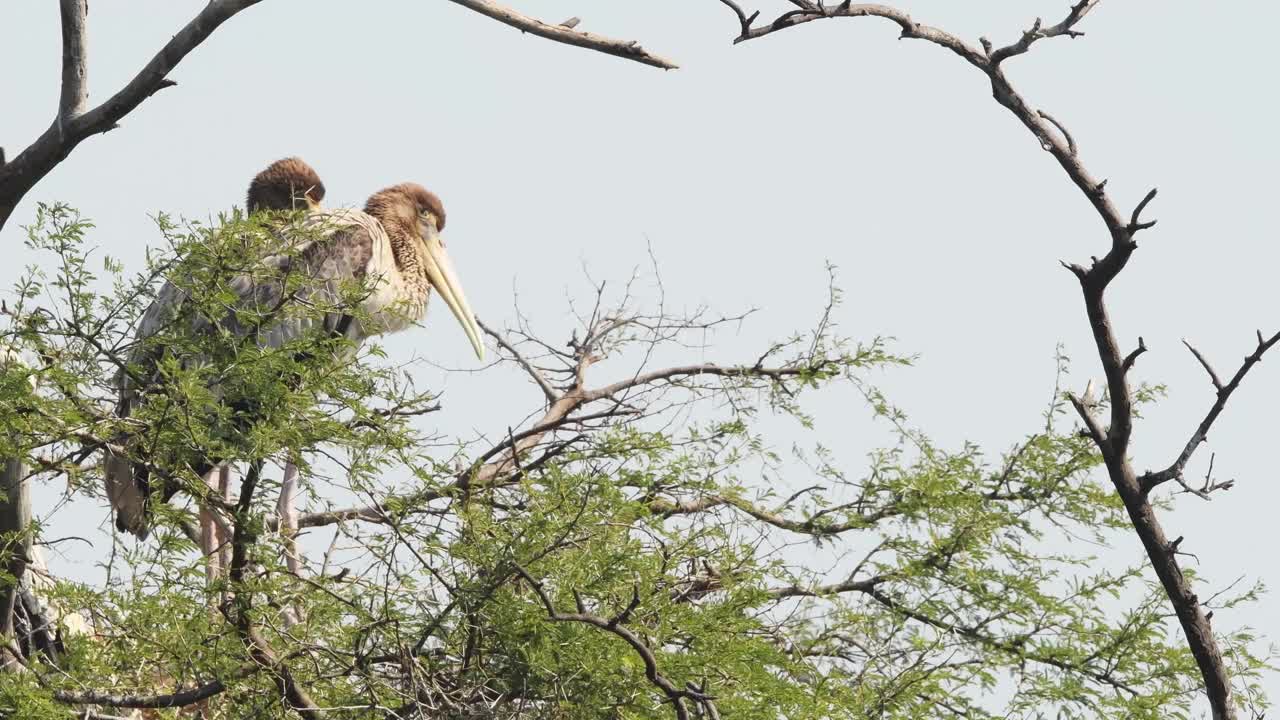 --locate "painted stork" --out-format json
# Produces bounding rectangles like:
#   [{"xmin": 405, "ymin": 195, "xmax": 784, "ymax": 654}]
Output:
[
  {"xmin": 105, "ymin": 162, "xmax": 484, "ymax": 541},
  {"xmin": 104, "ymin": 157, "xmax": 327, "ymax": 539}
]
